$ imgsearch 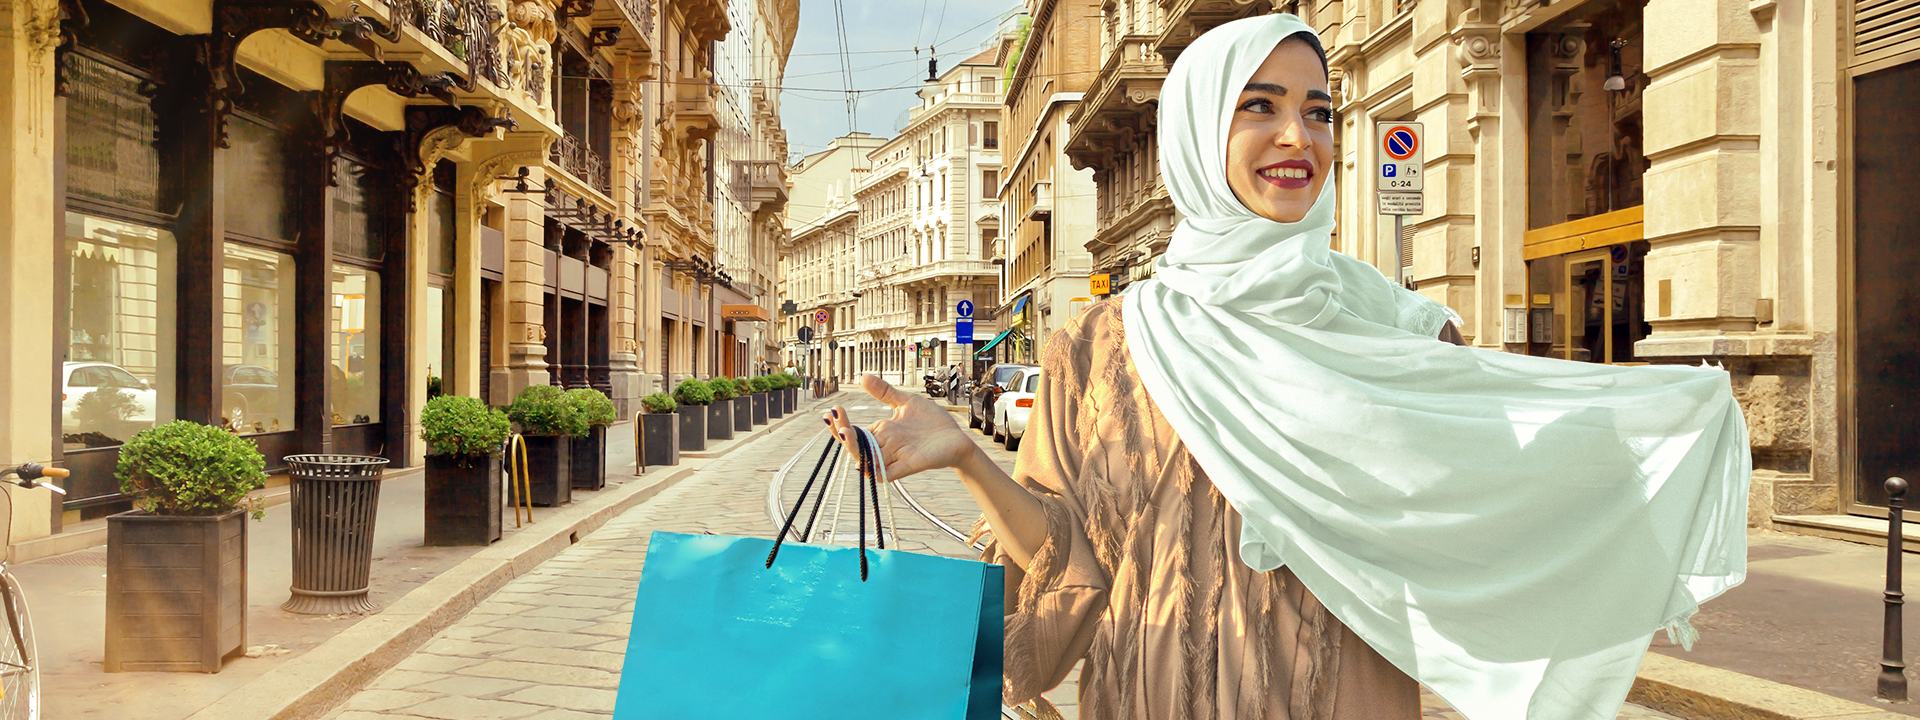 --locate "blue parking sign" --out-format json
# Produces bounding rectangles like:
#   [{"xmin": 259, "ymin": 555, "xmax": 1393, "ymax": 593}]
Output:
[
  {"xmin": 956, "ymin": 319, "xmax": 973, "ymax": 345},
  {"xmin": 1382, "ymin": 164, "xmax": 1397, "ymax": 178}
]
